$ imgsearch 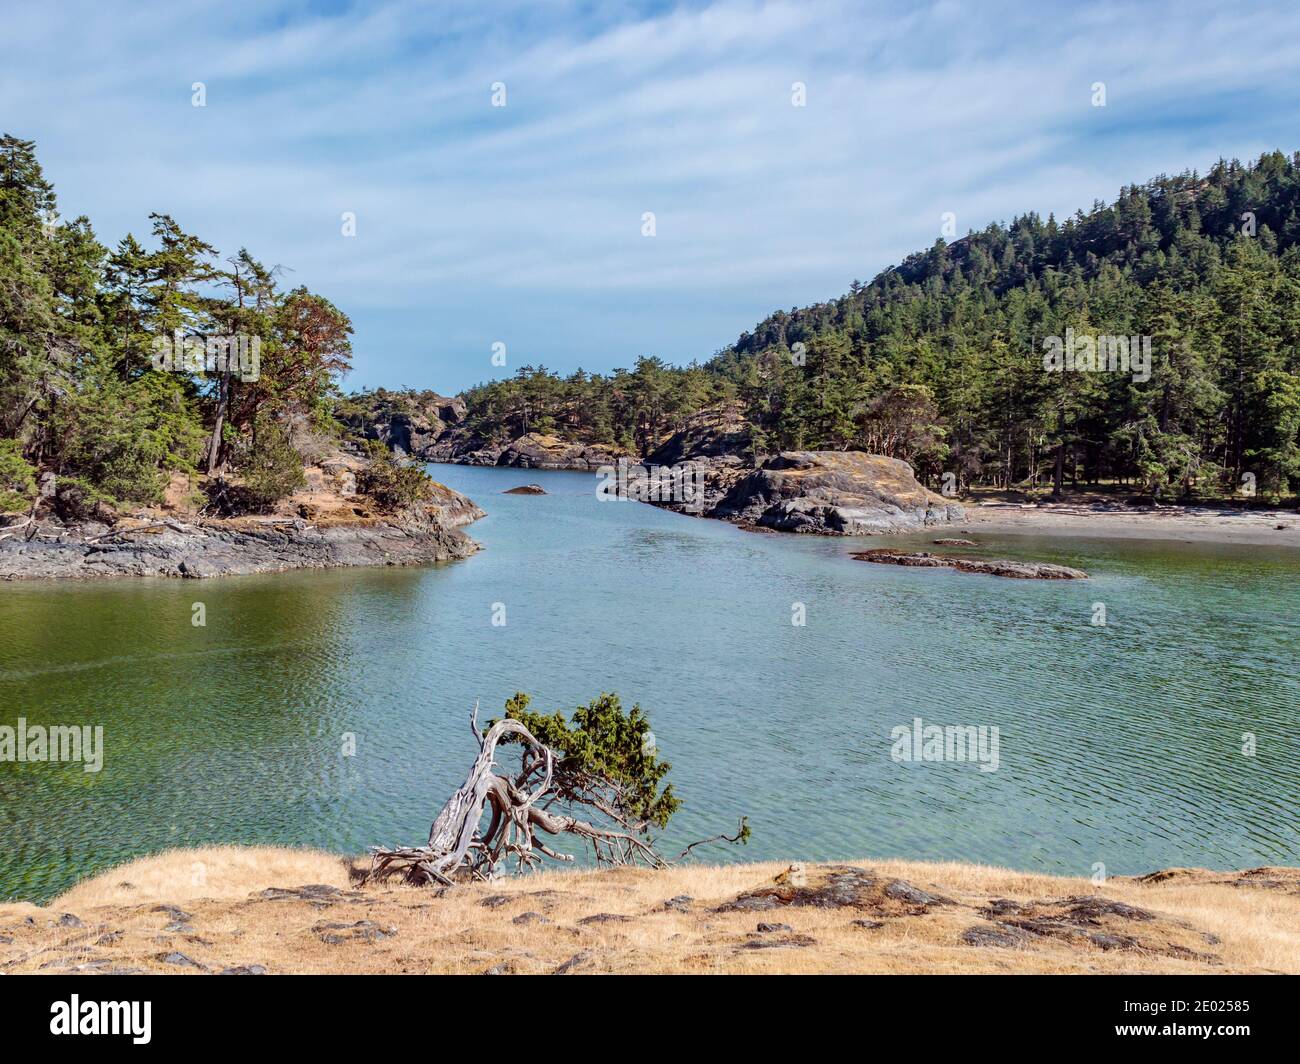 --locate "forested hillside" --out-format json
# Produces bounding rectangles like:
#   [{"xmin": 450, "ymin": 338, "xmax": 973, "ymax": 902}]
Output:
[
  {"xmin": 0, "ymin": 134, "xmax": 359, "ymax": 519},
  {"xmin": 8, "ymin": 133, "xmax": 1300, "ymax": 511},
  {"xmin": 456, "ymin": 151, "xmax": 1300, "ymax": 502}
]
